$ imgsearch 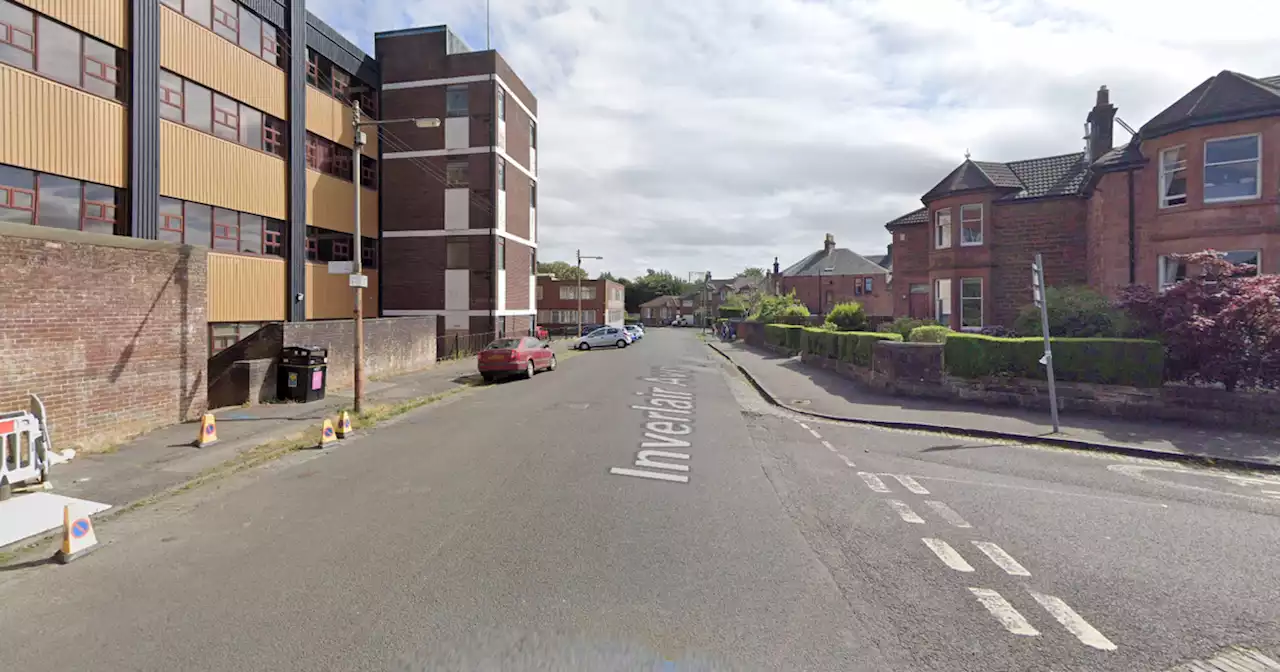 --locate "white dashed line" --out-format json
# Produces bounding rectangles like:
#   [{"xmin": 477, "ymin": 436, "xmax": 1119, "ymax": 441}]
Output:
[
  {"xmin": 1028, "ymin": 590, "xmax": 1117, "ymax": 651},
  {"xmin": 798, "ymin": 422, "xmax": 811, "ymax": 430},
  {"xmin": 821, "ymin": 440, "xmax": 835, "ymax": 452},
  {"xmin": 839, "ymin": 455, "xmax": 856, "ymax": 468},
  {"xmin": 890, "ymin": 475, "xmax": 930, "ymax": 495},
  {"xmin": 969, "ymin": 588, "xmax": 1040, "ymax": 637},
  {"xmin": 922, "ymin": 538, "xmax": 974, "ymax": 572},
  {"xmin": 808, "ymin": 428, "xmax": 822, "ymax": 439},
  {"xmin": 972, "ymin": 542, "xmax": 1030, "ymax": 576},
  {"xmin": 887, "ymin": 499, "xmax": 925, "ymax": 524},
  {"xmin": 857, "ymin": 472, "xmax": 890, "ymax": 493},
  {"xmin": 925, "ymin": 500, "xmax": 971, "ymax": 528}
]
